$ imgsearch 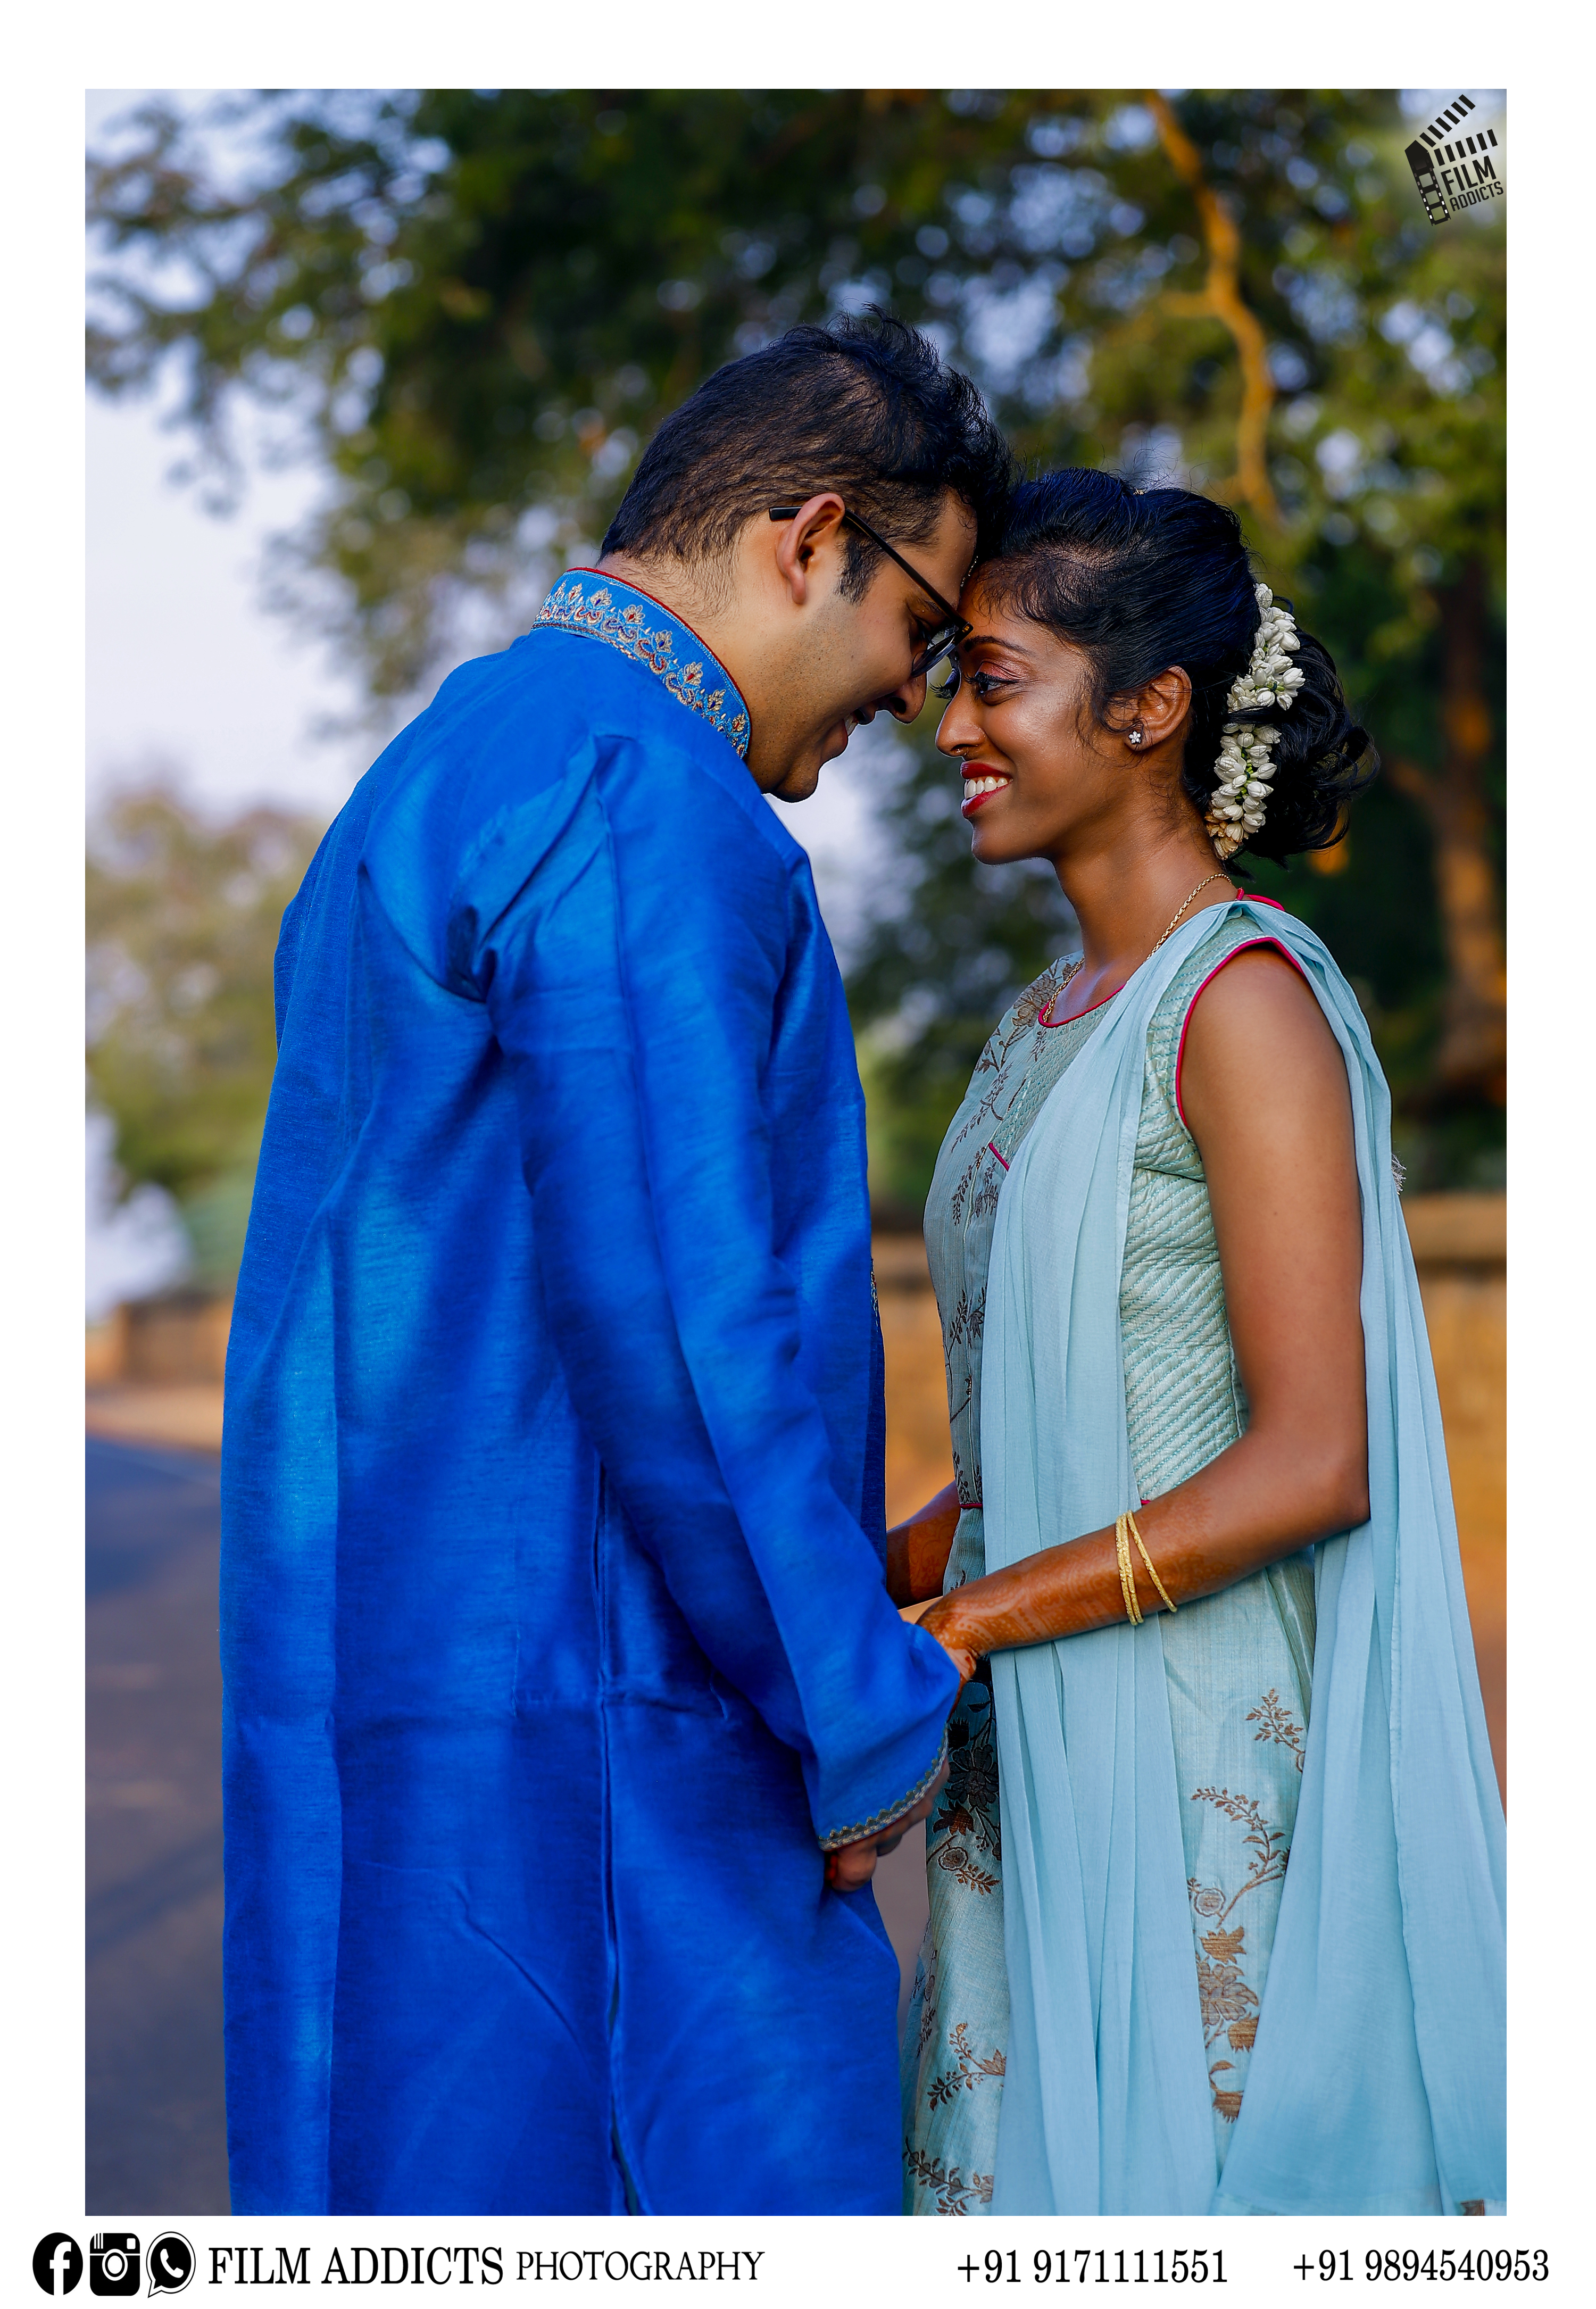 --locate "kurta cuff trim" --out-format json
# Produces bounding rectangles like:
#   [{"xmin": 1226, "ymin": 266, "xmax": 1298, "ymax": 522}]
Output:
[
  {"xmin": 817, "ymin": 1733, "xmax": 949, "ymax": 1852},
  {"xmin": 537, "ymin": 572, "xmax": 751, "ymax": 758}
]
